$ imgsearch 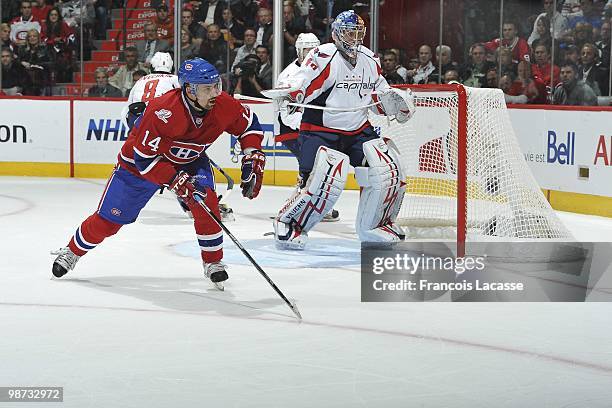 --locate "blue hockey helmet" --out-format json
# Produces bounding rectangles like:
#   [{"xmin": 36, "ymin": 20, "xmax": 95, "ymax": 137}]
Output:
[
  {"xmin": 178, "ymin": 58, "xmax": 220, "ymax": 87},
  {"xmin": 331, "ymin": 10, "xmax": 366, "ymax": 59}
]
